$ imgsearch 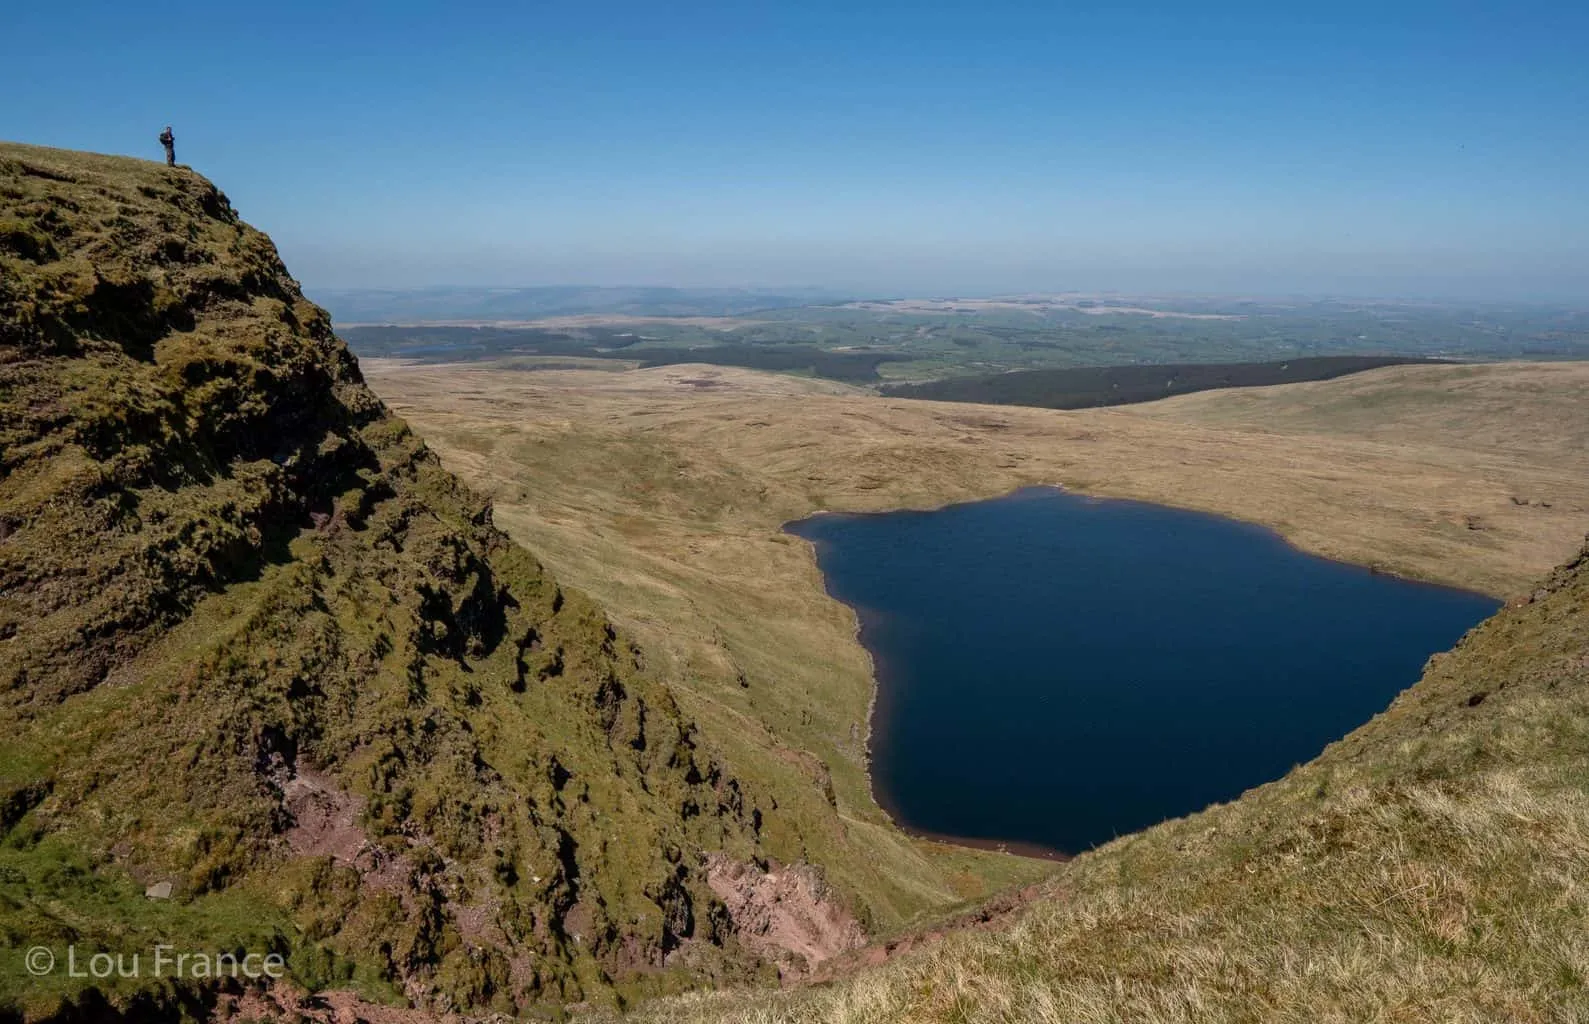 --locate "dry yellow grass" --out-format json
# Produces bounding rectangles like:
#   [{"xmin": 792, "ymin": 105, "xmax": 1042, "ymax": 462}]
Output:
[
  {"xmin": 365, "ymin": 359, "xmax": 1589, "ymax": 602},
  {"xmin": 360, "ymin": 357, "xmax": 1589, "ymax": 948}
]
